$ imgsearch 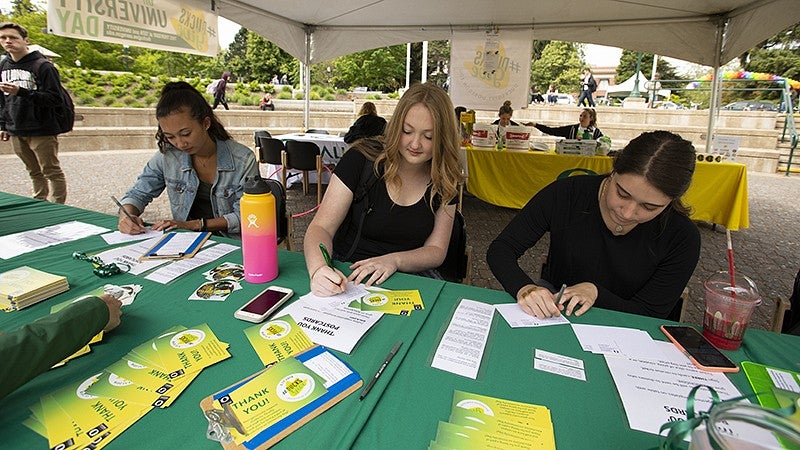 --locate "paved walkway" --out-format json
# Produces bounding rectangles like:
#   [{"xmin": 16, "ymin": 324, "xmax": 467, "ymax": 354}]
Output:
[{"xmin": 2, "ymin": 150, "xmax": 798, "ymax": 331}]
